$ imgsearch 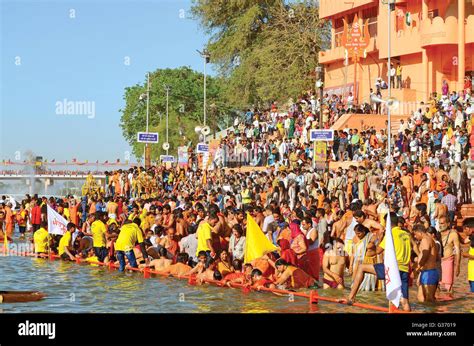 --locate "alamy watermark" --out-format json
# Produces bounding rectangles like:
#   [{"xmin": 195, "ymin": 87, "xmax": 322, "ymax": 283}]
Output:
[
  {"xmin": 18, "ymin": 320, "xmax": 56, "ymax": 339},
  {"xmin": 2, "ymin": 242, "xmax": 34, "ymax": 255},
  {"xmin": 55, "ymin": 99, "xmax": 95, "ymax": 119}
]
